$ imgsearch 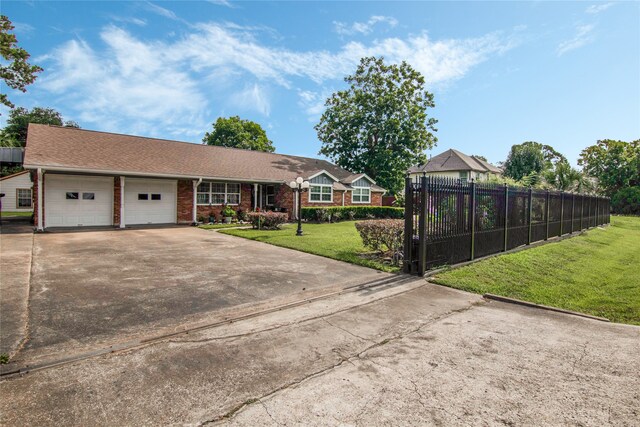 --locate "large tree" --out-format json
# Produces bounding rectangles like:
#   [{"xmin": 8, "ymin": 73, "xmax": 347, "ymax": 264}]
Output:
[
  {"xmin": 578, "ymin": 139, "xmax": 639, "ymax": 197},
  {"xmin": 203, "ymin": 116, "xmax": 275, "ymax": 152},
  {"xmin": 1, "ymin": 107, "xmax": 79, "ymax": 147},
  {"xmin": 503, "ymin": 141, "xmax": 566, "ymax": 181},
  {"xmin": 1, "ymin": 15, "xmax": 43, "ymax": 109},
  {"xmin": 315, "ymin": 56, "xmax": 437, "ymax": 194}
]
